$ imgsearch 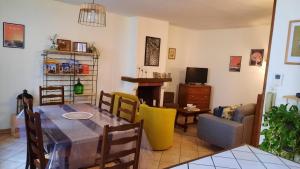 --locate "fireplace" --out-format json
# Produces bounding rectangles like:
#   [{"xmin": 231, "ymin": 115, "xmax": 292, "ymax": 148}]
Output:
[{"xmin": 121, "ymin": 76, "xmax": 172, "ymax": 107}]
